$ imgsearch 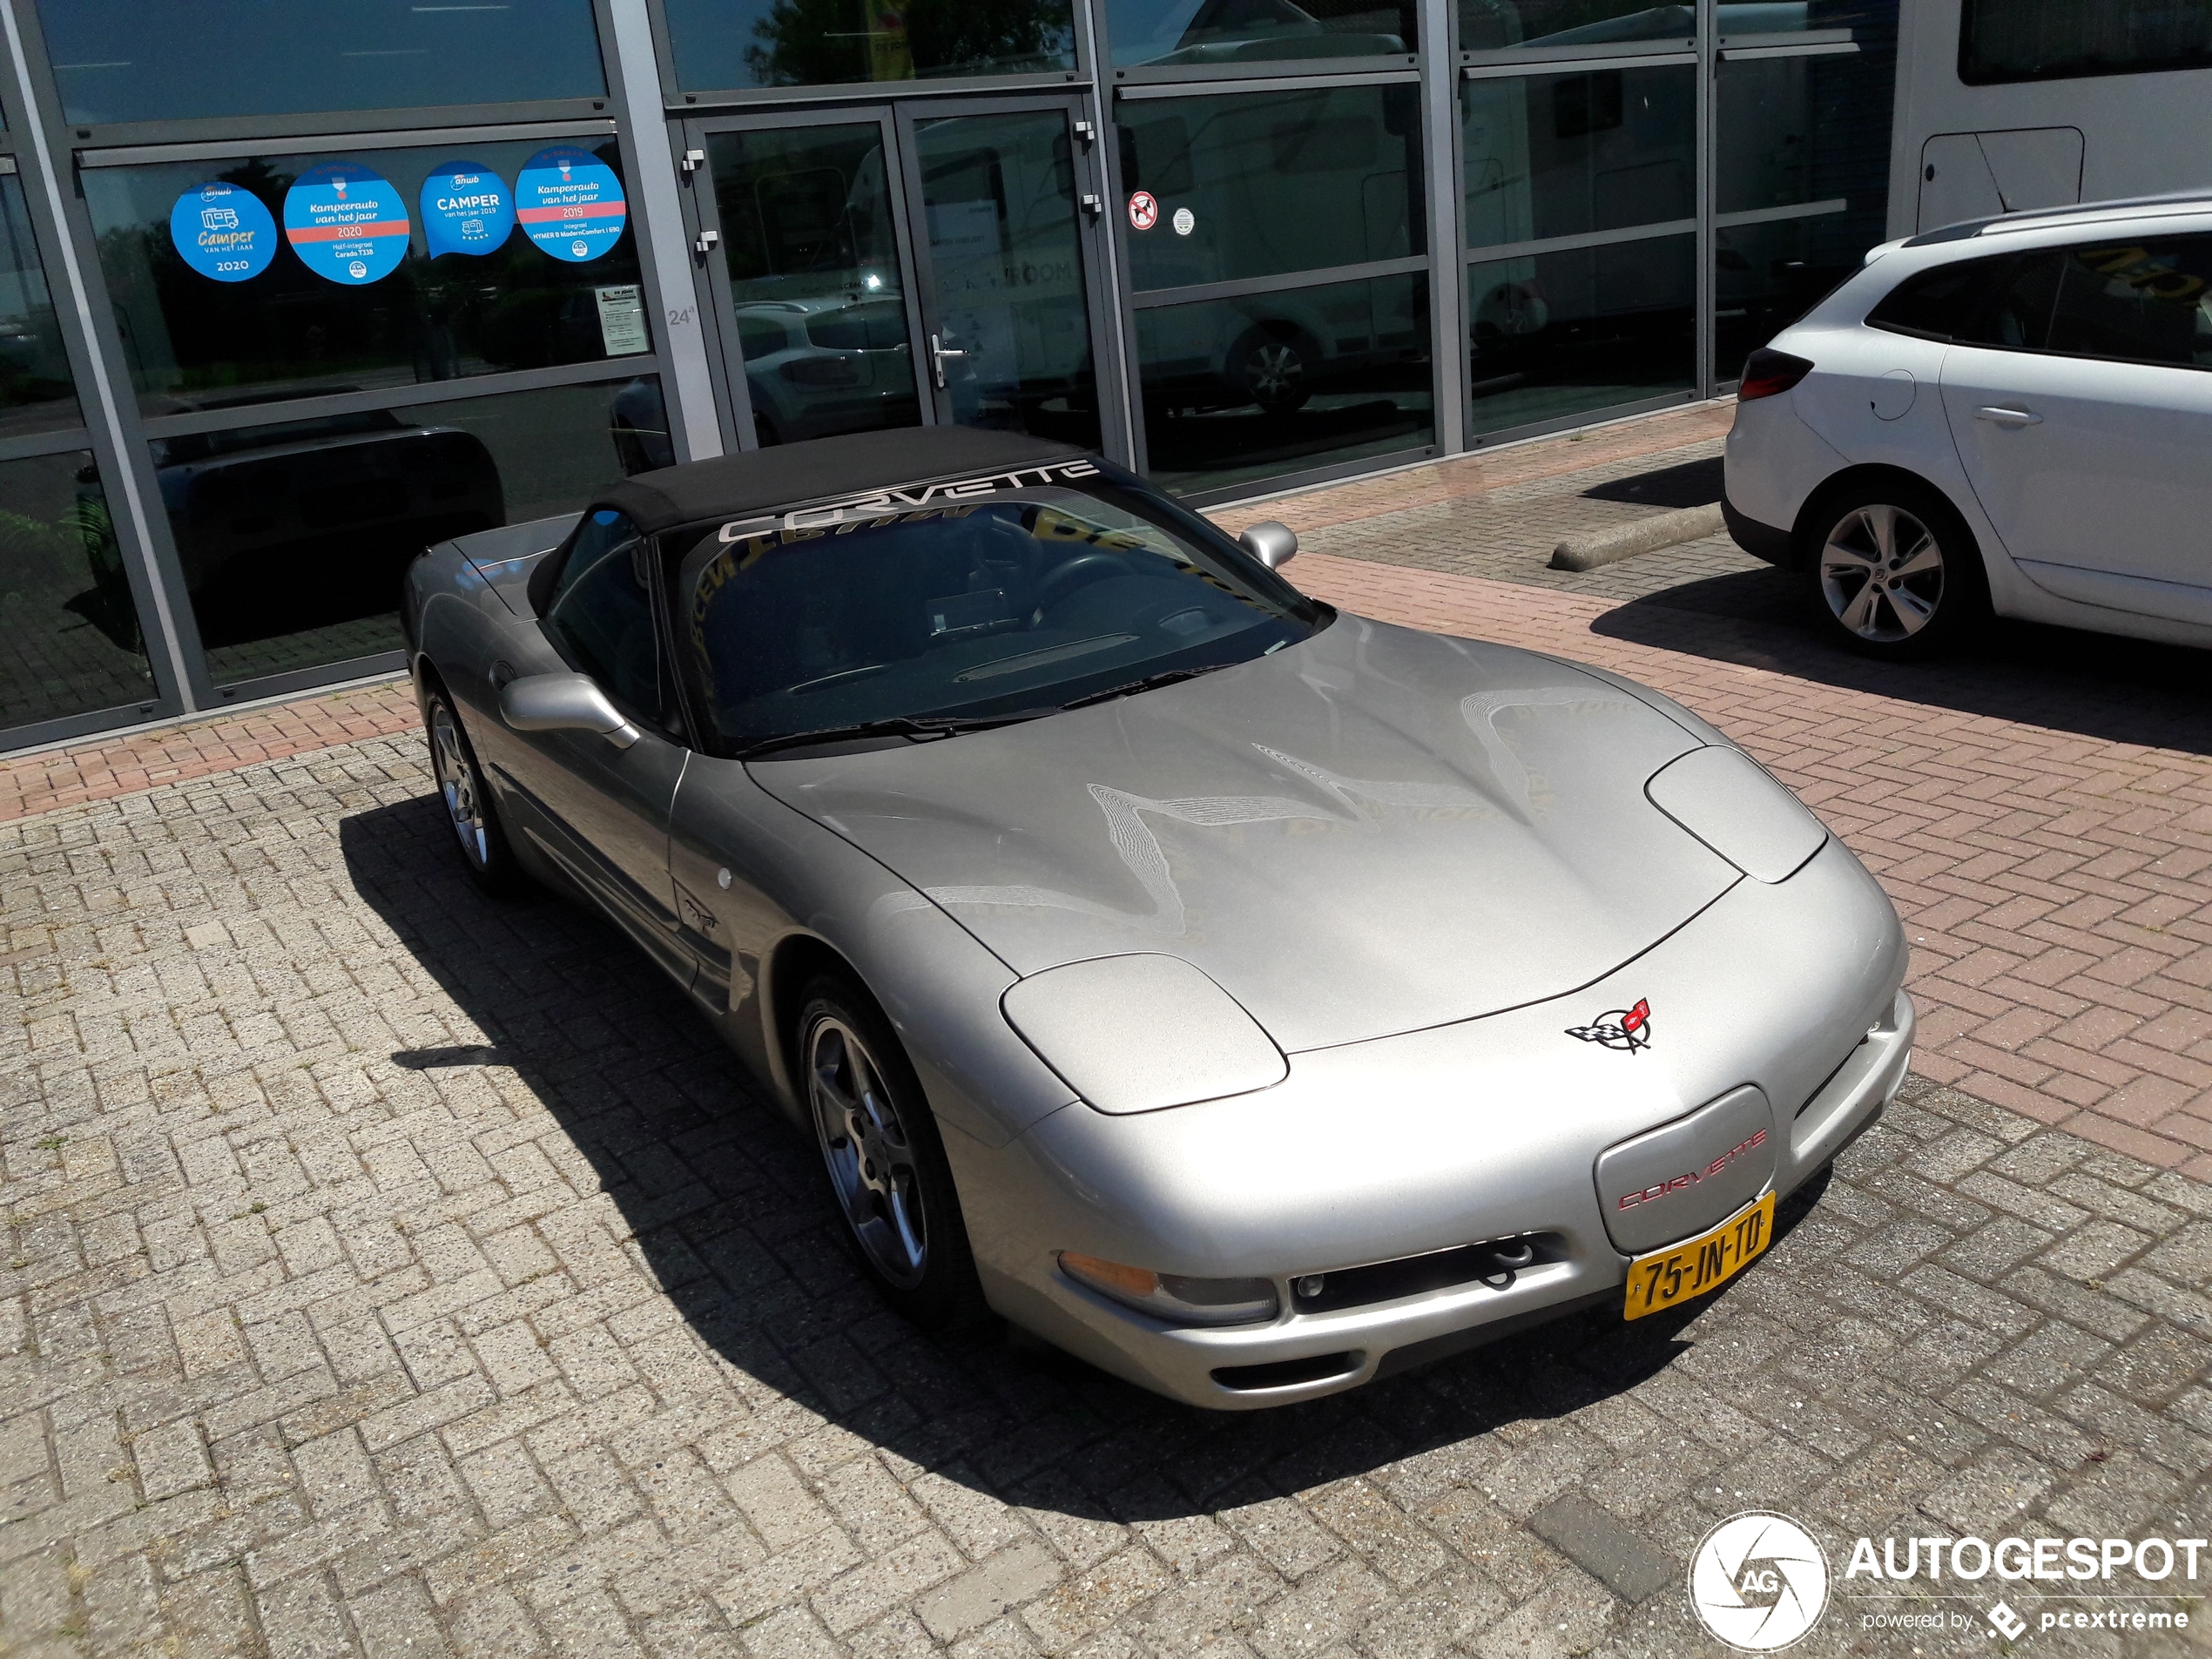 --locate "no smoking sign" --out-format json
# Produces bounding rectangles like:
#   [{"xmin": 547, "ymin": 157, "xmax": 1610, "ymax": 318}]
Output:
[{"xmin": 1127, "ymin": 190, "xmax": 1159, "ymax": 231}]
